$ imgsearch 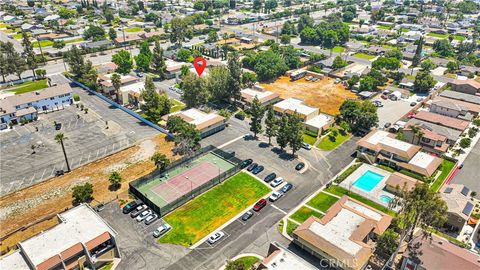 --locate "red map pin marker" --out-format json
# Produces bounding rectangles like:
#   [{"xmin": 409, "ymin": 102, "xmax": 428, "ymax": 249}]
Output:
[{"xmin": 193, "ymin": 56, "xmax": 206, "ymax": 76}]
